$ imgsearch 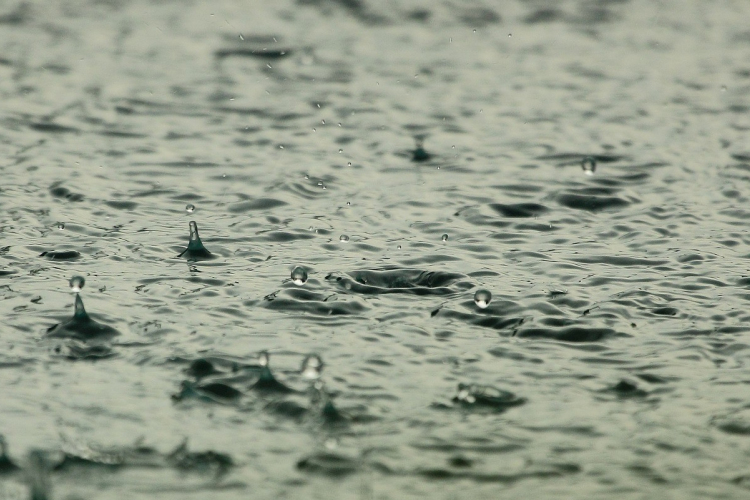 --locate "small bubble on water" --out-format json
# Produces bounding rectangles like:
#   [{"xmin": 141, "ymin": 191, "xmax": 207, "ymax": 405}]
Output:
[
  {"xmin": 347, "ymin": 162, "xmax": 352, "ymax": 167},
  {"xmin": 474, "ymin": 289, "xmax": 492, "ymax": 309},
  {"xmin": 581, "ymin": 156, "xmax": 596, "ymax": 175},
  {"xmin": 185, "ymin": 204, "xmax": 195, "ymax": 213},
  {"xmin": 291, "ymin": 266, "xmax": 308, "ymax": 286},
  {"xmin": 69, "ymin": 275, "xmax": 85, "ymax": 293},
  {"xmin": 301, "ymin": 354, "xmax": 324, "ymax": 380},
  {"xmin": 338, "ymin": 149, "xmax": 343, "ymax": 153},
  {"xmin": 397, "ymin": 245, "xmax": 402, "ymax": 249},
  {"xmin": 441, "ymin": 233, "xmax": 448, "ymax": 242},
  {"xmin": 304, "ymin": 174, "xmax": 309, "ymax": 179},
  {"xmin": 57, "ymin": 222, "xmax": 65, "ymax": 230},
  {"xmin": 339, "ymin": 234, "xmax": 350, "ymax": 243}
]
